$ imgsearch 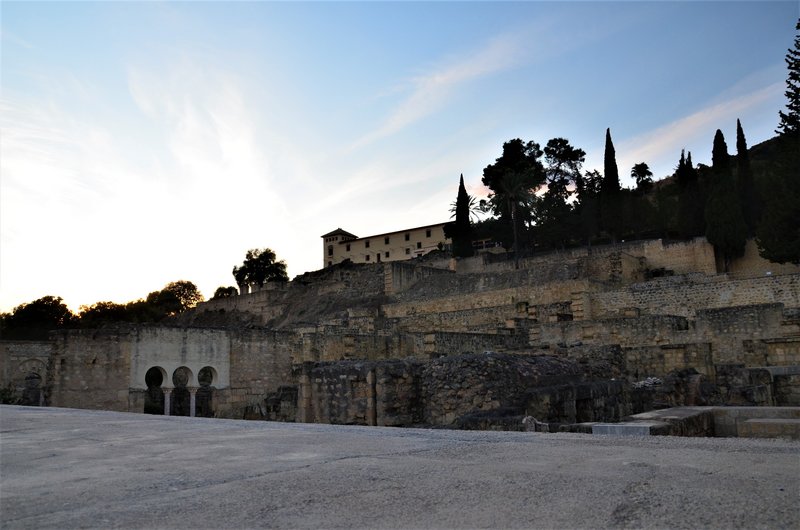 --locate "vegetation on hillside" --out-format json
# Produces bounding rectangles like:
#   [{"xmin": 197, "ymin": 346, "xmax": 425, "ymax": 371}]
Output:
[{"xmin": 445, "ymin": 19, "xmax": 799, "ymax": 267}]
